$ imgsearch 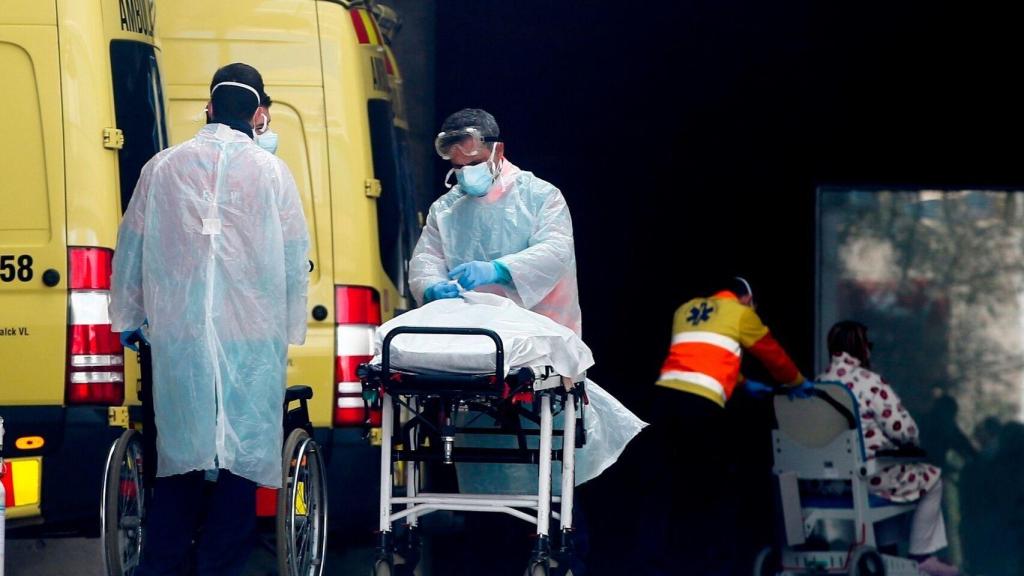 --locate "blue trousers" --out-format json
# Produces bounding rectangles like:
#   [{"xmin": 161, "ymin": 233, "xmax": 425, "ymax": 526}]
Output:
[{"xmin": 135, "ymin": 469, "xmax": 257, "ymax": 576}]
